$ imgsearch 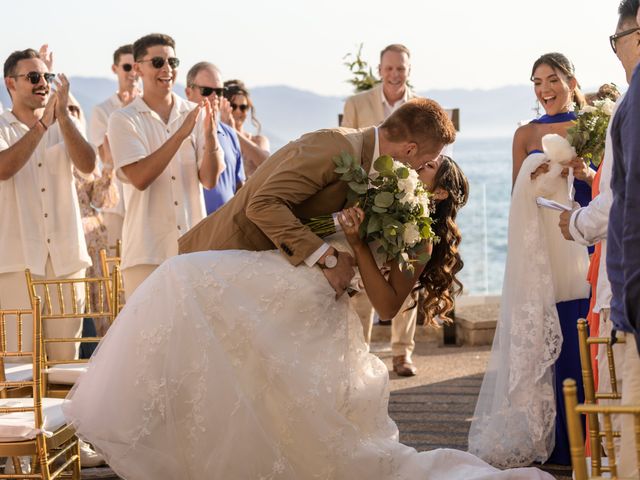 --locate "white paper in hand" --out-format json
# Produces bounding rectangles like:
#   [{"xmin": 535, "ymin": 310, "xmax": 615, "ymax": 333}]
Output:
[{"xmin": 536, "ymin": 197, "xmax": 573, "ymax": 211}]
